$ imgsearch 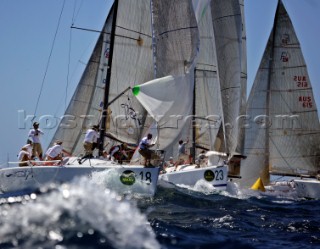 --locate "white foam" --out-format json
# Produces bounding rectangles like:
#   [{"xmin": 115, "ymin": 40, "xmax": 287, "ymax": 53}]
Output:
[{"xmin": 0, "ymin": 176, "xmax": 160, "ymax": 249}]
